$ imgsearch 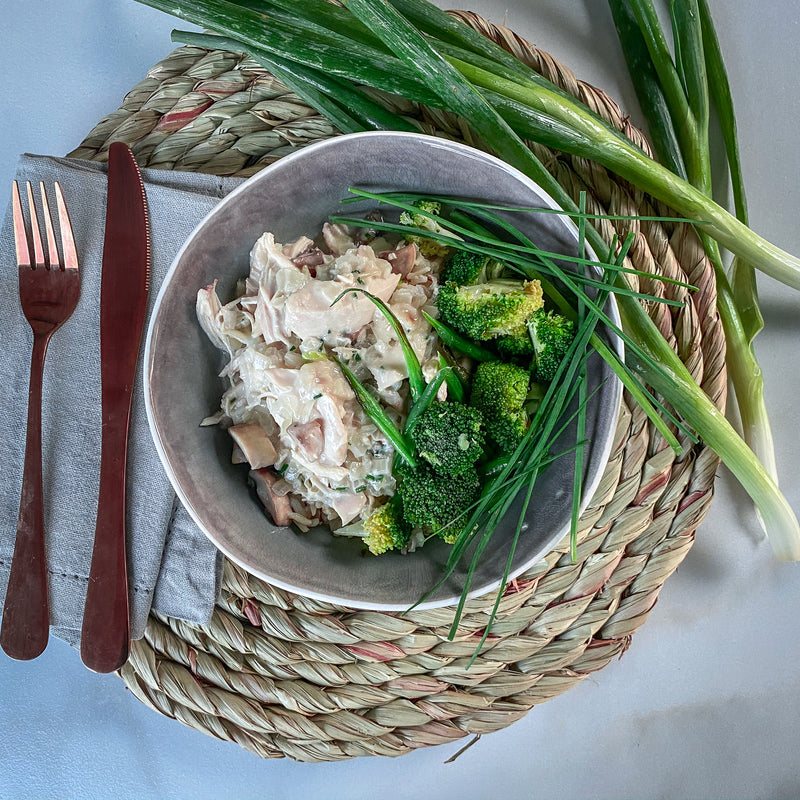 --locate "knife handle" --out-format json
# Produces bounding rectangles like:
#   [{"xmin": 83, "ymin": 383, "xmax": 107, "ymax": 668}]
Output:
[{"xmin": 80, "ymin": 386, "xmax": 132, "ymax": 673}]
